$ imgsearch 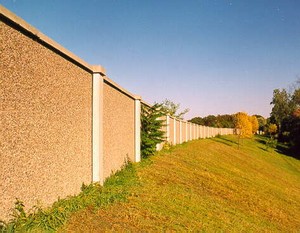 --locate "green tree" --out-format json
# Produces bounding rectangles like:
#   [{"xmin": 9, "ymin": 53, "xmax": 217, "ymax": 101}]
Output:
[
  {"xmin": 267, "ymin": 124, "xmax": 278, "ymax": 135},
  {"xmin": 217, "ymin": 114, "xmax": 235, "ymax": 128},
  {"xmin": 203, "ymin": 115, "xmax": 217, "ymax": 127},
  {"xmin": 265, "ymin": 124, "xmax": 278, "ymax": 151},
  {"xmin": 270, "ymin": 89, "xmax": 292, "ymax": 132},
  {"xmin": 254, "ymin": 115, "xmax": 267, "ymax": 132},
  {"xmin": 158, "ymin": 99, "xmax": 189, "ymax": 120},
  {"xmin": 269, "ymin": 80, "xmax": 300, "ymax": 158},
  {"xmin": 291, "ymin": 88, "xmax": 300, "ymax": 113},
  {"xmin": 189, "ymin": 114, "xmax": 235, "ymax": 128},
  {"xmin": 141, "ymin": 103, "xmax": 165, "ymax": 158},
  {"xmin": 189, "ymin": 117, "xmax": 204, "ymax": 125}
]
